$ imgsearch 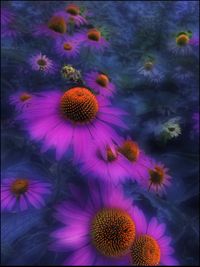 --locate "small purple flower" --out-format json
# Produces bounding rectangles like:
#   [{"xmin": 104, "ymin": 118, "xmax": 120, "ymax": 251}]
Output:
[
  {"xmin": 1, "ymin": 177, "xmax": 51, "ymax": 212},
  {"xmin": 16, "ymin": 87, "xmax": 127, "ymax": 161},
  {"xmin": 168, "ymin": 31, "xmax": 193, "ymax": 56},
  {"xmin": 9, "ymin": 91, "xmax": 34, "ymax": 111},
  {"xmin": 29, "ymin": 52, "xmax": 57, "ymax": 74},
  {"xmin": 193, "ymin": 112, "xmax": 199, "ymax": 134},
  {"xmin": 55, "ymin": 36, "xmax": 80, "ymax": 59},
  {"xmin": 57, "ymin": 4, "xmax": 87, "ymax": 27},
  {"xmin": 33, "ymin": 13, "xmax": 67, "ymax": 39},
  {"xmin": 1, "ymin": 7, "xmax": 14, "ymax": 25},
  {"xmin": 74, "ymin": 28, "xmax": 109, "ymax": 52},
  {"xmin": 85, "ymin": 71, "xmax": 116, "ymax": 98},
  {"xmin": 131, "ymin": 206, "xmax": 179, "ymax": 266},
  {"xmin": 139, "ymin": 158, "xmax": 172, "ymax": 196},
  {"xmin": 50, "ymin": 181, "xmax": 136, "ymax": 265},
  {"xmin": 1, "ymin": 7, "xmax": 17, "ymax": 39},
  {"xmin": 79, "ymin": 142, "xmax": 130, "ymax": 184}
]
